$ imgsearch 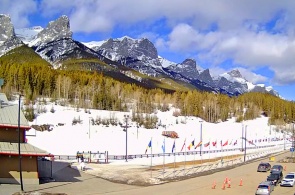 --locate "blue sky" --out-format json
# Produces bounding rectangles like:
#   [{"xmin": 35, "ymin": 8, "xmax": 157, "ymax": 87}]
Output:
[{"xmin": 1, "ymin": 0, "xmax": 295, "ymax": 100}]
